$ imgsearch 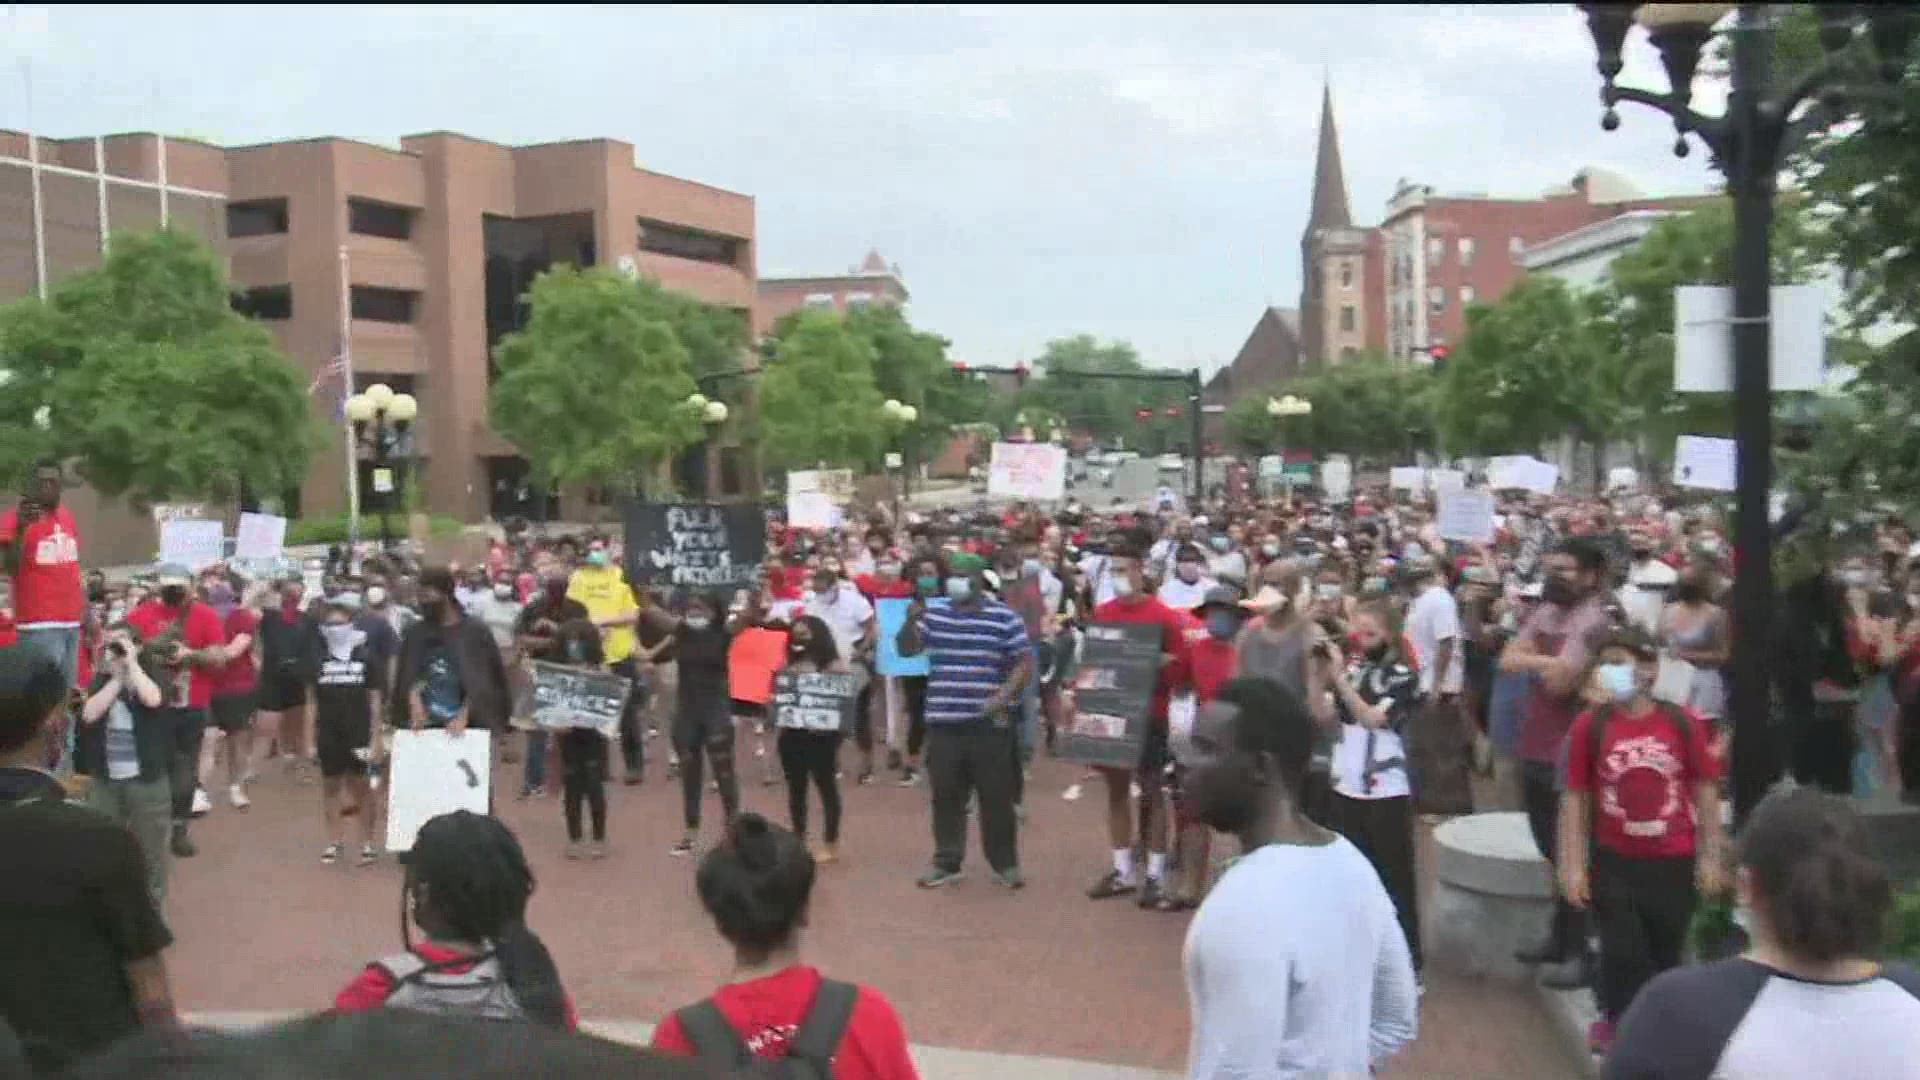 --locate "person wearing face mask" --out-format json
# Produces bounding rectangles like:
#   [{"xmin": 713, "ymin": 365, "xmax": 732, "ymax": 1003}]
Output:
[
  {"xmin": 389, "ymin": 567, "xmax": 510, "ymax": 745},
  {"xmin": 1660, "ymin": 569, "xmax": 1729, "ymax": 728},
  {"xmin": 855, "ymin": 554, "xmax": 916, "ymax": 781},
  {"xmin": 778, "ymin": 615, "xmax": 851, "ymax": 863},
  {"xmin": 201, "ymin": 581, "xmax": 266, "ymax": 813},
  {"xmin": 312, "ymin": 600, "xmax": 386, "ymax": 866},
  {"xmin": 467, "ymin": 575, "xmax": 526, "ymax": 753},
  {"xmin": 512, "ymin": 573, "xmax": 590, "ymax": 801},
  {"xmin": 1208, "ymin": 529, "xmax": 1248, "ymax": 588},
  {"xmin": 1159, "ymin": 588, "xmax": 1244, "ymax": 912},
  {"xmin": 1618, "ymin": 530, "xmax": 1678, "ymax": 635},
  {"xmin": 1234, "ymin": 559, "xmax": 1341, "ymax": 824},
  {"xmin": 255, "ymin": 576, "xmax": 317, "ymax": 785},
  {"xmin": 126, "ymin": 563, "xmax": 229, "ymax": 860},
  {"xmin": 646, "ymin": 592, "xmax": 744, "ymax": 858},
  {"xmin": 567, "ymin": 541, "xmax": 645, "ymax": 785},
  {"xmin": 1500, "ymin": 538, "xmax": 1613, "ymax": 988},
  {"xmin": 1156, "ymin": 544, "xmax": 1216, "ymax": 611},
  {"xmin": 803, "ymin": 567, "xmax": 877, "ymax": 785},
  {"xmin": 1559, "ymin": 625, "xmax": 1724, "ymax": 1056}
]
